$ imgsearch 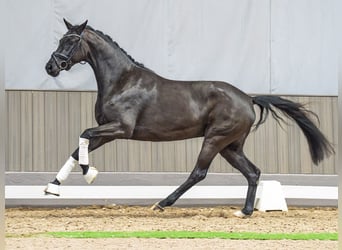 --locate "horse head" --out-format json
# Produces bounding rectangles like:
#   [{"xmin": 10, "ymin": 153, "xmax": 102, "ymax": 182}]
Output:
[{"xmin": 45, "ymin": 19, "xmax": 88, "ymax": 77}]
